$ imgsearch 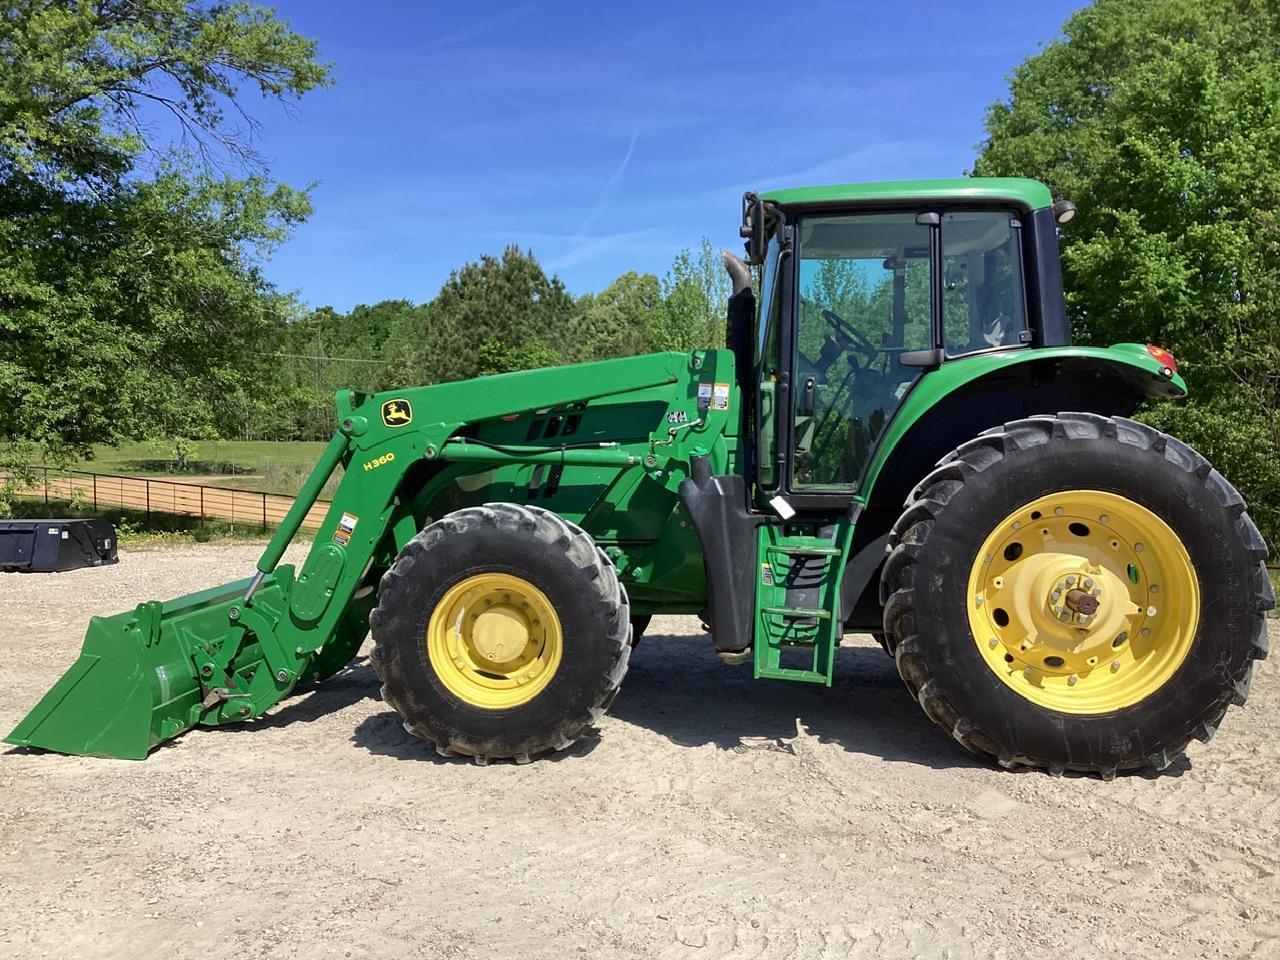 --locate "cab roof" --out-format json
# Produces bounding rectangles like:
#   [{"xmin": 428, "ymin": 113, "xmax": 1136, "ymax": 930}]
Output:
[{"xmin": 759, "ymin": 177, "xmax": 1053, "ymax": 211}]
